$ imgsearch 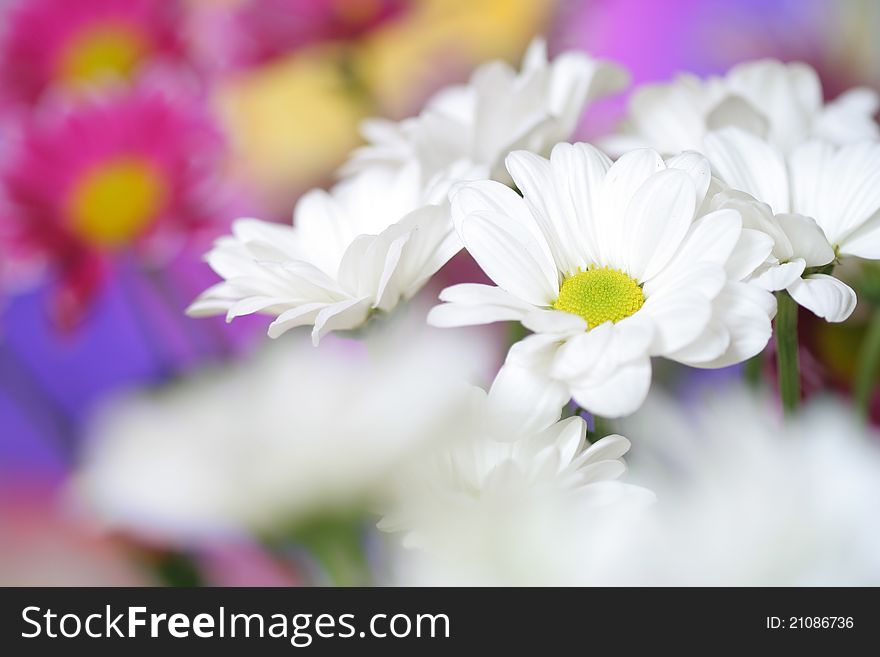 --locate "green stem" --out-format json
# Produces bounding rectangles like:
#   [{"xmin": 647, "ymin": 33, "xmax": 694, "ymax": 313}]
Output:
[
  {"xmin": 743, "ymin": 352, "xmax": 763, "ymax": 388},
  {"xmin": 854, "ymin": 308, "xmax": 880, "ymax": 418},
  {"xmin": 775, "ymin": 291, "xmax": 800, "ymax": 416},
  {"xmin": 591, "ymin": 414, "xmax": 613, "ymax": 441}
]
